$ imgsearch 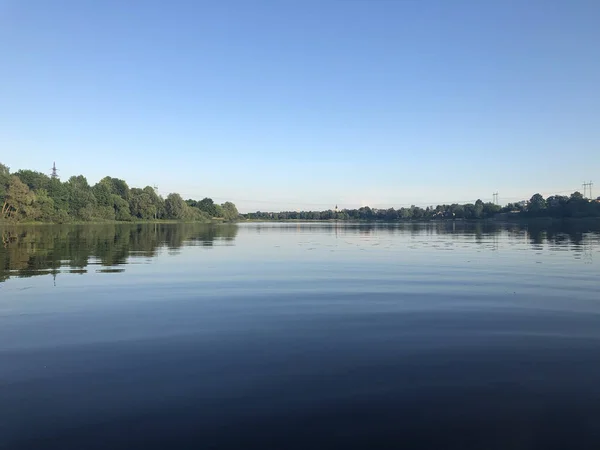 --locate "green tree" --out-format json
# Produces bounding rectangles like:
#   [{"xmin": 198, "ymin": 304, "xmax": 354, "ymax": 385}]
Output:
[
  {"xmin": 68, "ymin": 175, "xmax": 91, "ymax": 190},
  {"xmin": 92, "ymin": 182, "xmax": 112, "ymax": 207},
  {"xmin": 0, "ymin": 163, "xmax": 10, "ymax": 206},
  {"xmin": 47, "ymin": 177, "xmax": 69, "ymax": 212},
  {"xmin": 197, "ymin": 197, "xmax": 218, "ymax": 217},
  {"xmin": 2, "ymin": 176, "xmax": 34, "ymax": 220},
  {"xmin": 565, "ymin": 191, "xmax": 590, "ymax": 217},
  {"xmin": 450, "ymin": 204, "xmax": 464, "ymax": 219},
  {"xmin": 15, "ymin": 170, "xmax": 51, "ymax": 191},
  {"xmin": 94, "ymin": 205, "xmax": 116, "ymax": 221},
  {"xmin": 399, "ymin": 208, "xmax": 413, "ymax": 220},
  {"xmin": 528, "ymin": 193, "xmax": 546, "ymax": 214},
  {"xmin": 570, "ymin": 191, "xmax": 584, "ymax": 202},
  {"xmin": 221, "ymin": 202, "xmax": 239, "ymax": 221},
  {"xmin": 385, "ymin": 208, "xmax": 398, "ymax": 221},
  {"xmin": 33, "ymin": 189, "xmax": 56, "ymax": 222},
  {"xmin": 358, "ymin": 206, "xmax": 373, "ymax": 220},
  {"xmin": 143, "ymin": 186, "xmax": 164, "ymax": 219},
  {"xmin": 130, "ymin": 188, "xmax": 157, "ymax": 219},
  {"xmin": 182, "ymin": 204, "xmax": 209, "ymax": 221},
  {"xmin": 463, "ymin": 203, "xmax": 475, "ymax": 219},
  {"xmin": 411, "ymin": 205, "xmax": 423, "ymax": 220},
  {"xmin": 0, "ymin": 163, "xmax": 9, "ymax": 178},
  {"xmin": 111, "ymin": 194, "xmax": 132, "ymax": 221},
  {"xmin": 482, "ymin": 202, "xmax": 501, "ymax": 217},
  {"xmin": 67, "ymin": 175, "xmax": 97, "ymax": 220},
  {"xmin": 546, "ymin": 195, "xmax": 569, "ymax": 217},
  {"xmin": 213, "ymin": 203, "xmax": 224, "ymax": 218},
  {"xmin": 165, "ymin": 193, "xmax": 185, "ymax": 219},
  {"xmin": 100, "ymin": 177, "xmax": 130, "ymax": 200}
]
